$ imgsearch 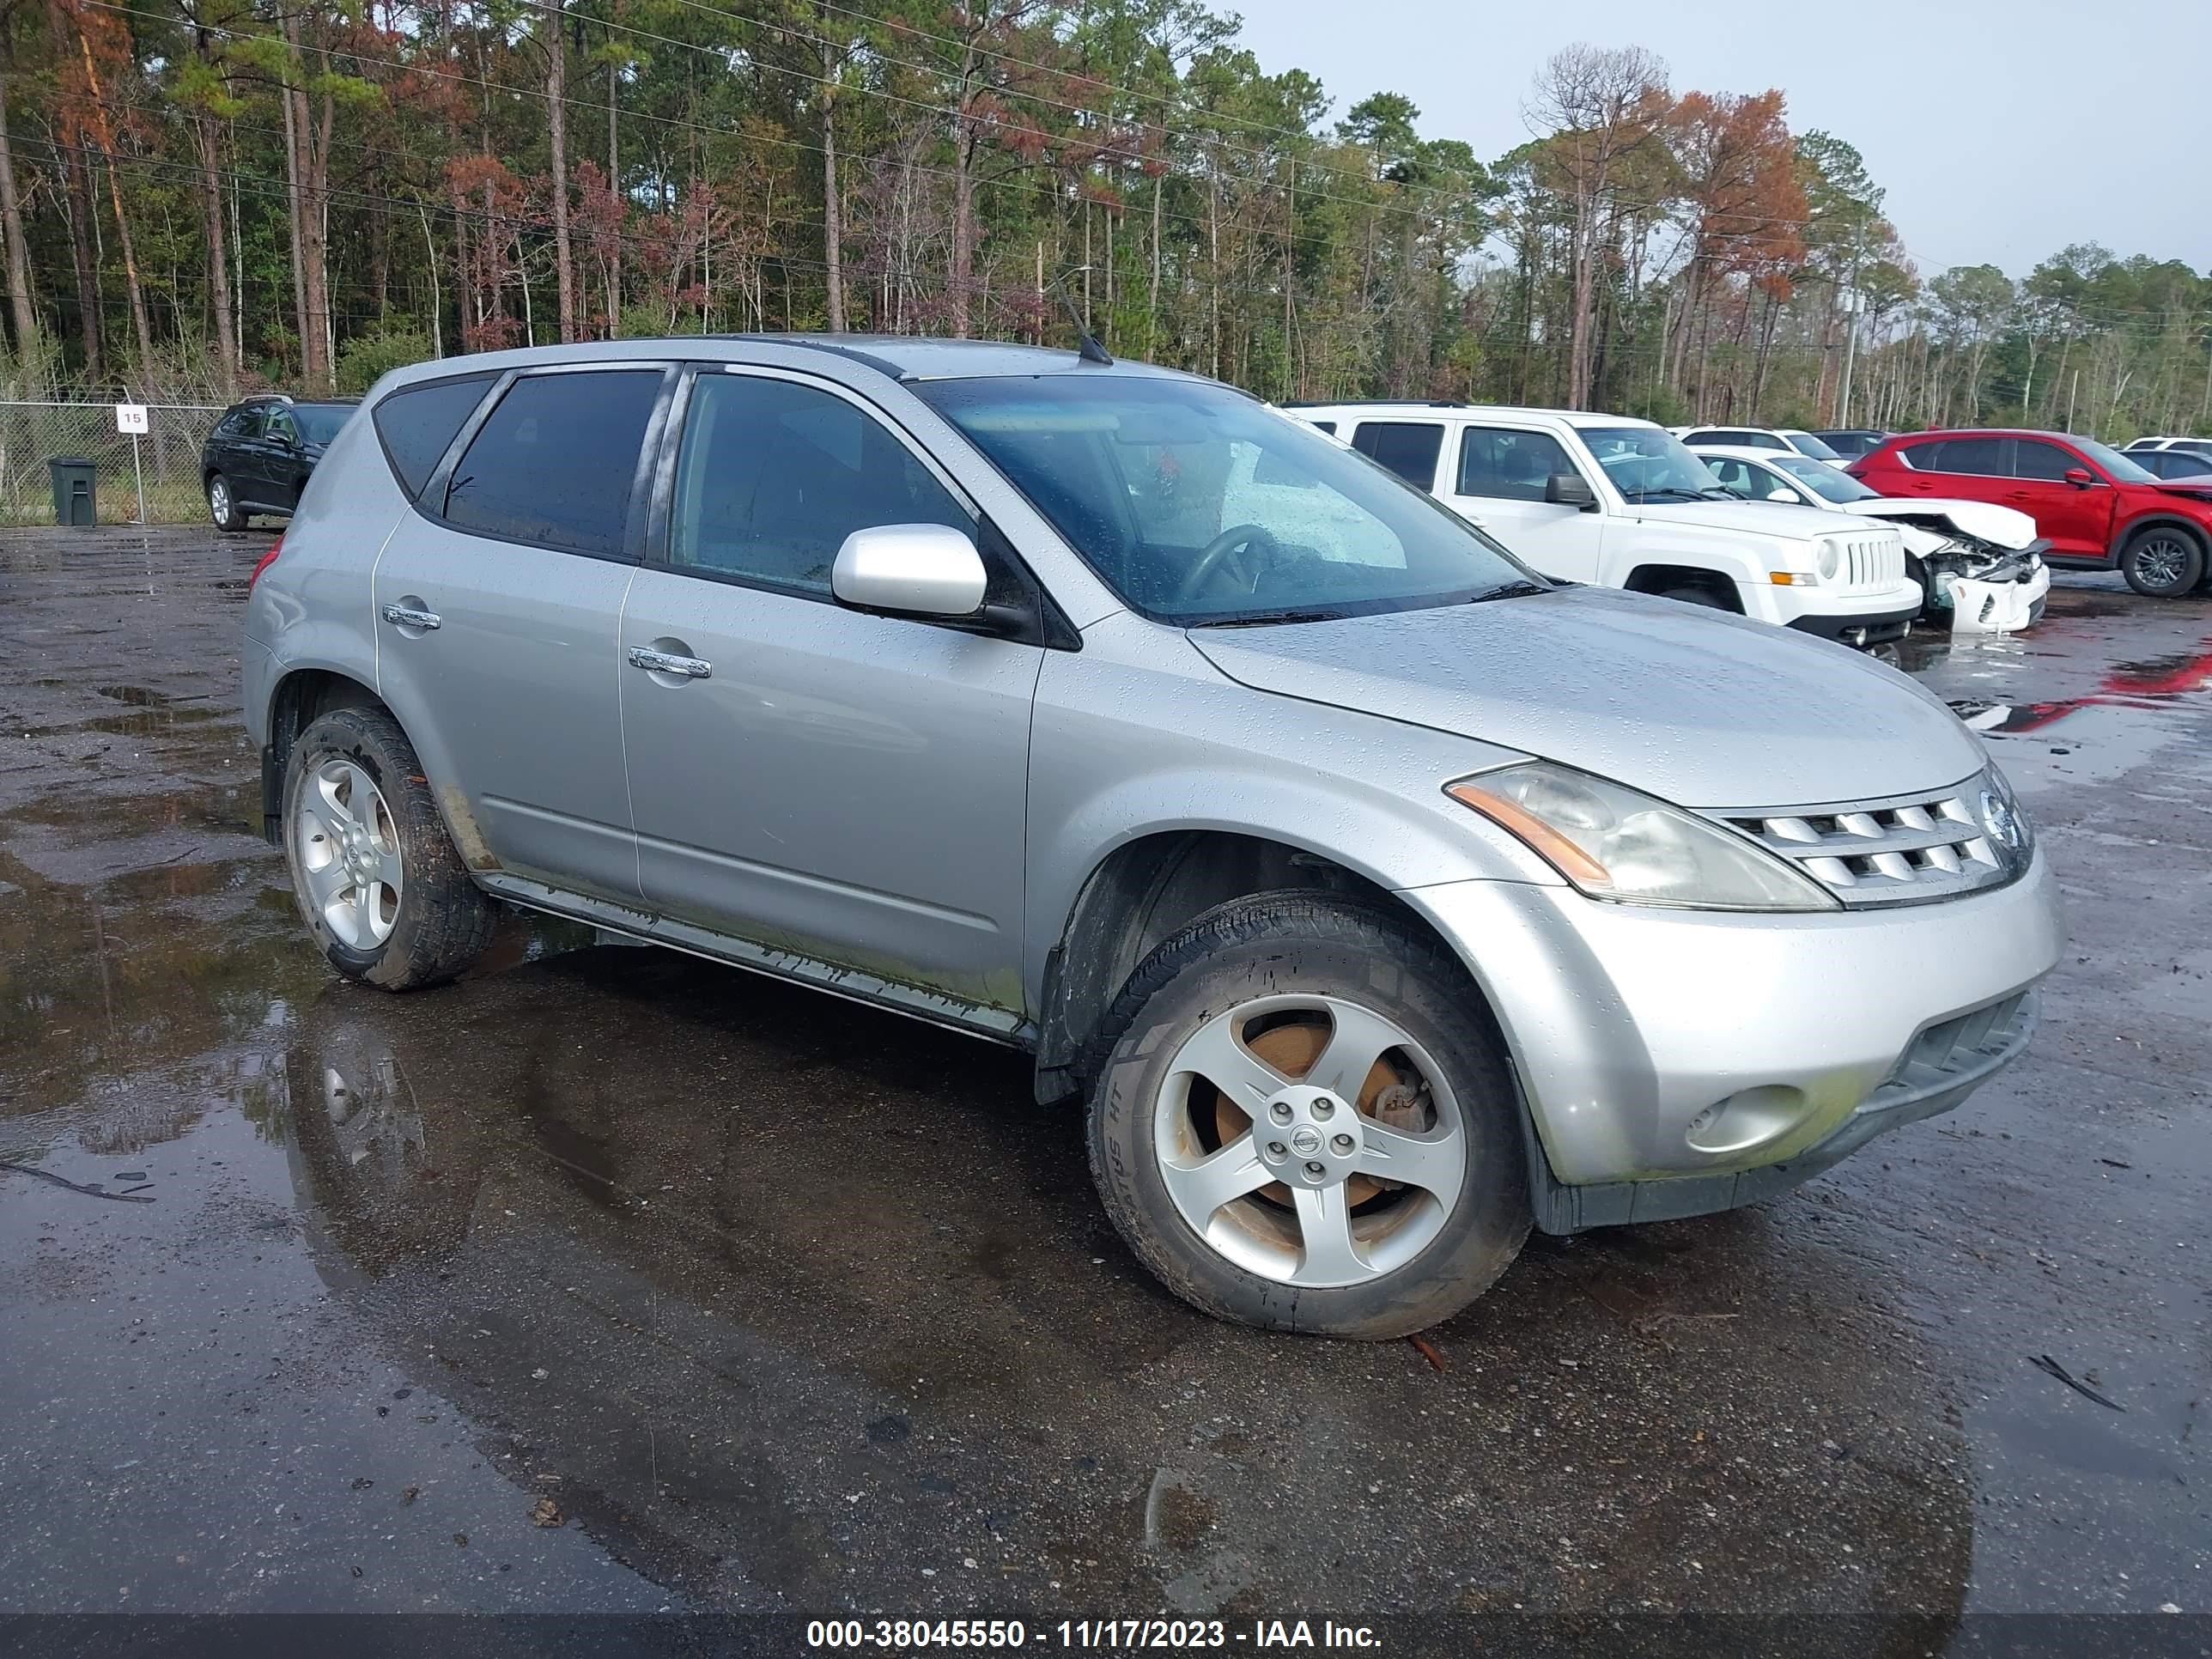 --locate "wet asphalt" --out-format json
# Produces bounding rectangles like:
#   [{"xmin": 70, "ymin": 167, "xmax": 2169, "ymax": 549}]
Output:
[{"xmin": 0, "ymin": 528, "xmax": 2204, "ymax": 1644}]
